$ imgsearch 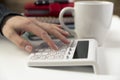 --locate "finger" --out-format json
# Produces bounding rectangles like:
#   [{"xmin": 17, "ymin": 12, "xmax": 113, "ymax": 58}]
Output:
[
  {"xmin": 48, "ymin": 24, "xmax": 70, "ymax": 36},
  {"xmin": 40, "ymin": 32, "xmax": 58, "ymax": 50},
  {"xmin": 49, "ymin": 29, "xmax": 70, "ymax": 44},
  {"xmin": 32, "ymin": 20, "xmax": 70, "ymax": 44},
  {"xmin": 5, "ymin": 28, "xmax": 33, "ymax": 52},
  {"xmin": 57, "ymin": 25, "xmax": 63, "ymax": 29},
  {"xmin": 25, "ymin": 23, "xmax": 58, "ymax": 50},
  {"xmin": 56, "ymin": 27, "xmax": 70, "ymax": 36}
]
